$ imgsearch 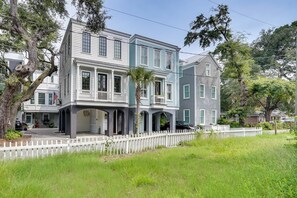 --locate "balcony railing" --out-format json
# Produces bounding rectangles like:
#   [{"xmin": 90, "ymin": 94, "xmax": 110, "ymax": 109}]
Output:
[
  {"xmin": 77, "ymin": 90, "xmax": 127, "ymax": 102},
  {"xmin": 151, "ymin": 95, "xmax": 166, "ymax": 105}
]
